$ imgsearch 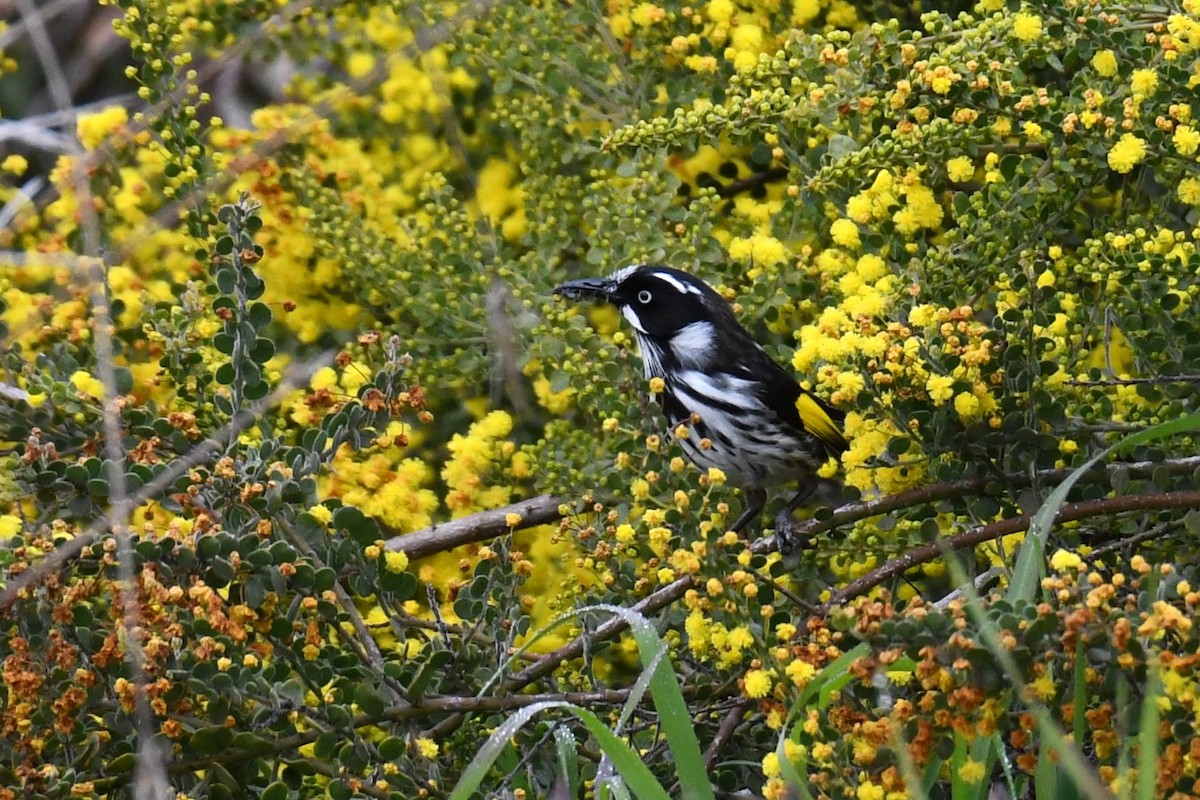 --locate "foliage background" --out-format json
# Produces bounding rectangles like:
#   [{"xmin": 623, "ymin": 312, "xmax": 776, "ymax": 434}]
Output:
[{"xmin": 0, "ymin": 0, "xmax": 1199, "ymax": 797}]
